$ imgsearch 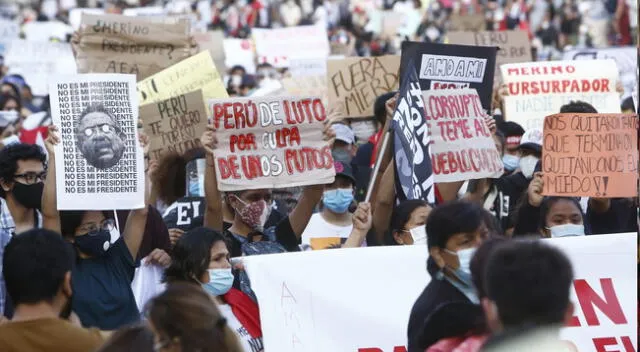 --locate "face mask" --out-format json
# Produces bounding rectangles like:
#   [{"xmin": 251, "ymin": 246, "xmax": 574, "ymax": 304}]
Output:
[
  {"xmin": 235, "ymin": 197, "xmax": 271, "ymax": 232},
  {"xmin": 74, "ymin": 230, "xmax": 112, "ymax": 257},
  {"xmin": 409, "ymin": 226, "xmax": 427, "ymax": 245},
  {"xmin": 519, "ymin": 155, "xmax": 538, "ymax": 179},
  {"xmin": 502, "ymin": 154, "xmax": 520, "ymax": 172},
  {"xmin": 188, "ymin": 181, "xmax": 202, "ymax": 197},
  {"xmin": 202, "ymin": 268, "xmax": 234, "ymax": 296},
  {"xmin": 322, "ymin": 188, "xmax": 353, "ymax": 213},
  {"xmin": 445, "ymin": 247, "xmax": 476, "ymax": 286},
  {"xmin": 351, "ymin": 120, "xmax": 377, "ymax": 142},
  {"xmin": 12, "ymin": 181, "xmax": 44, "ymax": 209},
  {"xmin": 548, "ymin": 223, "xmax": 585, "ymax": 238},
  {"xmin": 230, "ymin": 75, "xmax": 242, "ymax": 87}
]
